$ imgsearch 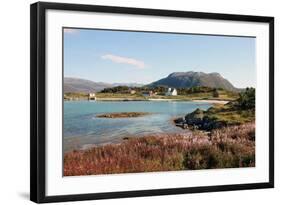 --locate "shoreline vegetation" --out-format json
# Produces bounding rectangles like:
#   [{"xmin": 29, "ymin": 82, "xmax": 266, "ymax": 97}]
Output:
[
  {"xmin": 173, "ymin": 88, "xmax": 255, "ymax": 131},
  {"xmin": 96, "ymin": 112, "xmax": 151, "ymax": 118},
  {"xmin": 64, "ymin": 96, "xmax": 233, "ymax": 102},
  {"xmin": 64, "ymin": 122, "xmax": 255, "ymax": 176},
  {"xmin": 65, "ymin": 97, "xmax": 229, "ymax": 105},
  {"xmin": 64, "ymin": 85, "xmax": 240, "ymax": 102},
  {"xmin": 63, "ymin": 87, "xmax": 255, "ymax": 176}
]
